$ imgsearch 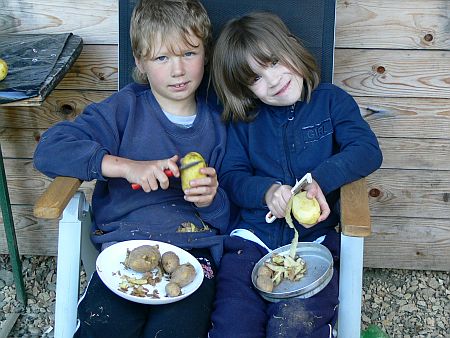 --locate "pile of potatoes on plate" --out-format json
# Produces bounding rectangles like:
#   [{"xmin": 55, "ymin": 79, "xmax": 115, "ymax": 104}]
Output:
[{"xmin": 123, "ymin": 244, "xmax": 197, "ymax": 297}]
